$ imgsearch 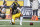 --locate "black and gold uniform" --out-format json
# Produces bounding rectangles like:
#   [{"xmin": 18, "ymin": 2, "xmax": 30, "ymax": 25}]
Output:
[
  {"xmin": 10, "ymin": 2, "xmax": 20, "ymax": 14},
  {"xmin": 10, "ymin": 2, "xmax": 21, "ymax": 24}
]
